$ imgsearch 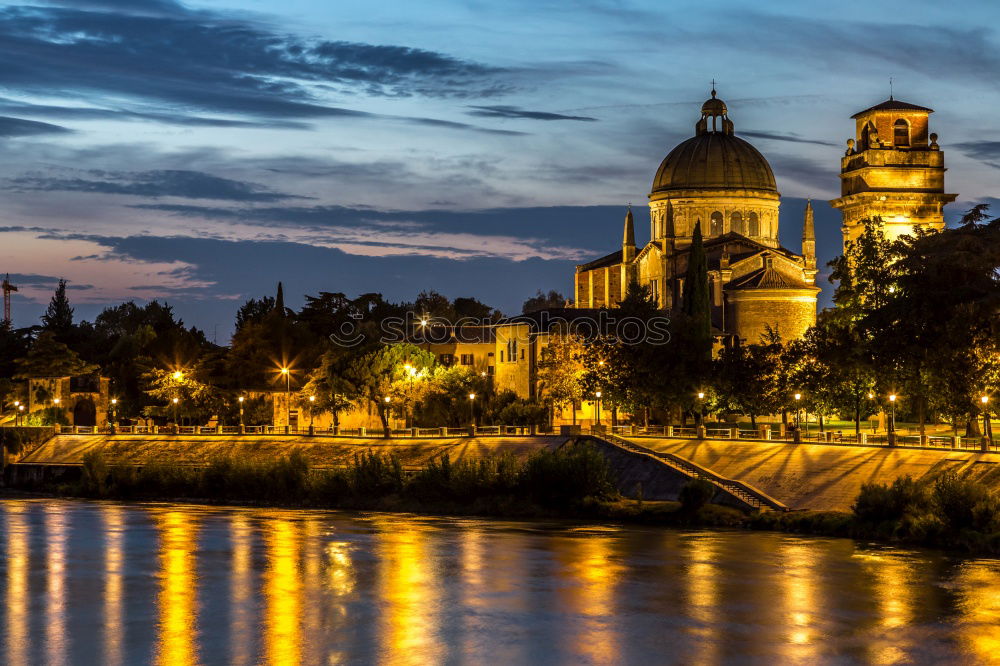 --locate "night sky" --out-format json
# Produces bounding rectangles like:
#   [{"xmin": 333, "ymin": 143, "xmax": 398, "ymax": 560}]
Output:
[{"xmin": 2, "ymin": 0, "xmax": 998, "ymax": 338}]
